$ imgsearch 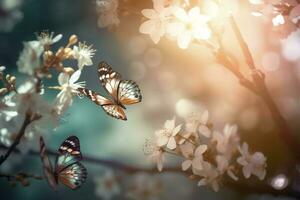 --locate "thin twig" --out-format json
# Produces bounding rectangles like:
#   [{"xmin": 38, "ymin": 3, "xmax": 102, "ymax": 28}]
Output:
[{"xmin": 0, "ymin": 111, "xmax": 41, "ymax": 165}]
